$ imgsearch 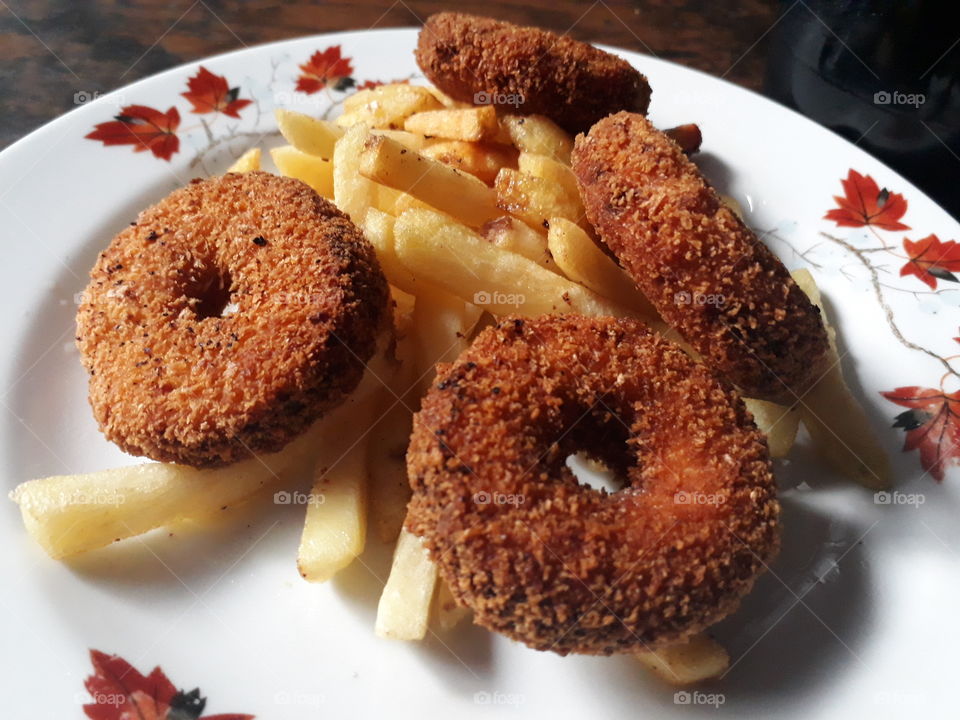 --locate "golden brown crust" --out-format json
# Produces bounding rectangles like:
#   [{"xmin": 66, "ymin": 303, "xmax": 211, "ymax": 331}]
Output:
[
  {"xmin": 406, "ymin": 315, "xmax": 780, "ymax": 655},
  {"xmin": 77, "ymin": 172, "xmax": 388, "ymax": 468},
  {"xmin": 572, "ymin": 112, "xmax": 830, "ymax": 403},
  {"xmin": 415, "ymin": 12, "xmax": 651, "ymax": 134}
]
